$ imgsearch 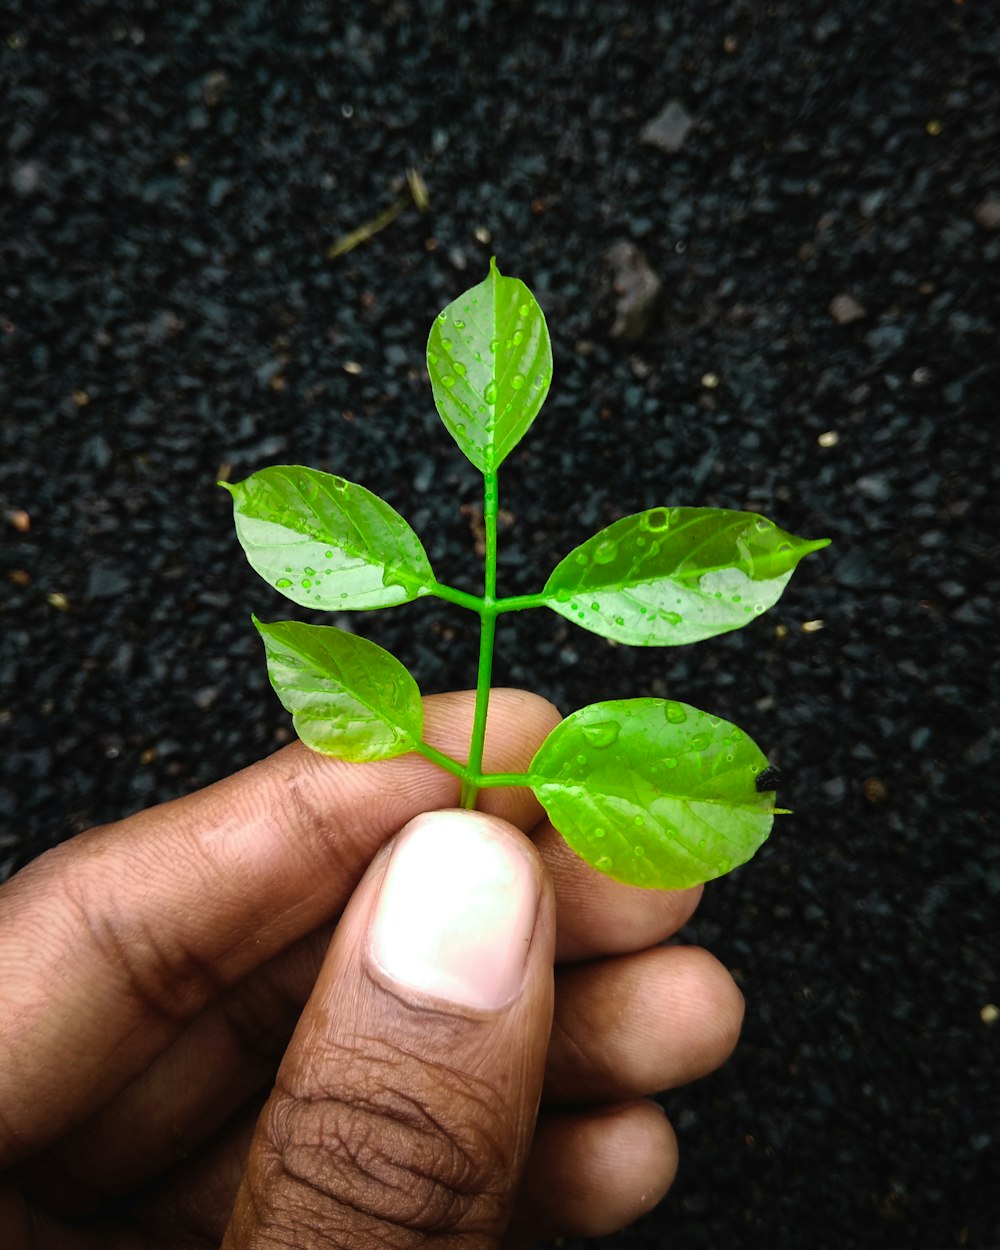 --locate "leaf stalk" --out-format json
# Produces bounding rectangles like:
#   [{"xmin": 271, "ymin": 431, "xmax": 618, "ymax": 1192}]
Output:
[{"xmin": 461, "ymin": 469, "xmax": 500, "ymax": 808}]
